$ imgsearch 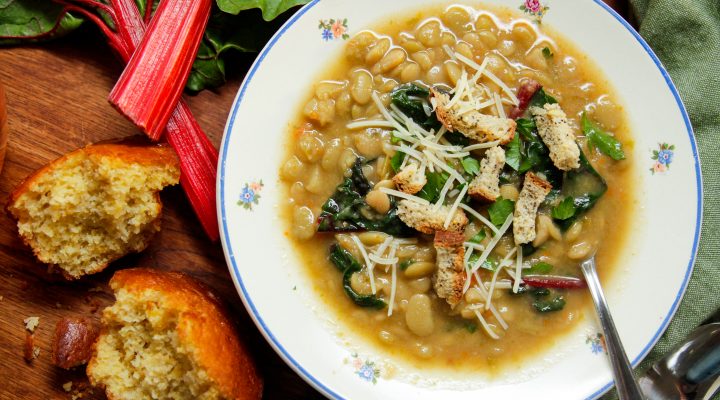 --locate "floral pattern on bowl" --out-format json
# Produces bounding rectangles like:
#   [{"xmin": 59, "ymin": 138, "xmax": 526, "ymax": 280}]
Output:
[
  {"xmin": 238, "ymin": 180, "xmax": 264, "ymax": 210},
  {"xmin": 351, "ymin": 353, "xmax": 380, "ymax": 384},
  {"xmin": 319, "ymin": 18, "xmax": 349, "ymax": 41},
  {"xmin": 650, "ymin": 143, "xmax": 675, "ymax": 175},
  {"xmin": 586, "ymin": 332, "xmax": 608, "ymax": 355},
  {"xmin": 519, "ymin": 0, "xmax": 550, "ymax": 23}
]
